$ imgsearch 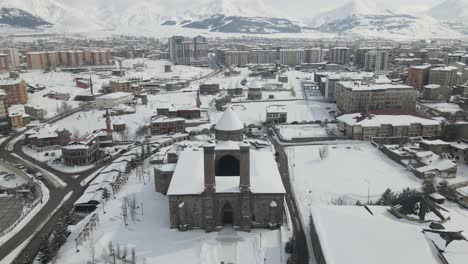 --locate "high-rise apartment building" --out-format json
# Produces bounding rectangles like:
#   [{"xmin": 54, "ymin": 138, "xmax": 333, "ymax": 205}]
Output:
[
  {"xmin": 428, "ymin": 66, "xmax": 458, "ymax": 87},
  {"xmin": 407, "ymin": 65, "xmax": 431, "ymax": 90},
  {"xmin": 279, "ymin": 49, "xmax": 305, "ymax": 66},
  {"xmin": 364, "ymin": 50, "xmax": 389, "ymax": 74},
  {"xmin": 251, "ymin": 49, "xmax": 277, "ymax": 64},
  {"xmin": 304, "ymin": 48, "xmax": 324, "ymax": 63},
  {"xmin": 355, "ymin": 47, "xmax": 375, "ymax": 68},
  {"xmin": 329, "ymin": 47, "xmax": 351, "ymax": 65}
]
